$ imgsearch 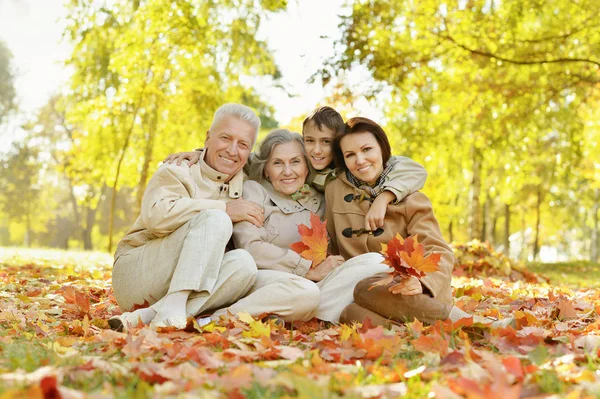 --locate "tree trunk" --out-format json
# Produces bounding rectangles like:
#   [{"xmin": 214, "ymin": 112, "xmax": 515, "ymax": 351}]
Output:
[
  {"xmin": 448, "ymin": 220, "xmax": 454, "ymax": 244},
  {"xmin": 82, "ymin": 205, "xmax": 96, "ymax": 250},
  {"xmin": 592, "ymin": 188, "xmax": 599, "ymax": 262},
  {"xmin": 135, "ymin": 106, "xmax": 158, "ymax": 215},
  {"xmin": 533, "ymin": 185, "xmax": 542, "ymax": 261},
  {"xmin": 504, "ymin": 203, "xmax": 510, "ymax": 256},
  {"xmin": 24, "ymin": 213, "xmax": 31, "ymax": 247},
  {"xmin": 520, "ymin": 207, "xmax": 527, "ymax": 262},
  {"xmin": 108, "ymin": 72, "xmax": 150, "ymax": 253},
  {"xmin": 481, "ymin": 198, "xmax": 488, "ymax": 242},
  {"xmin": 482, "ymin": 195, "xmax": 494, "ymax": 243},
  {"xmin": 468, "ymin": 146, "xmax": 482, "ymax": 240}
]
